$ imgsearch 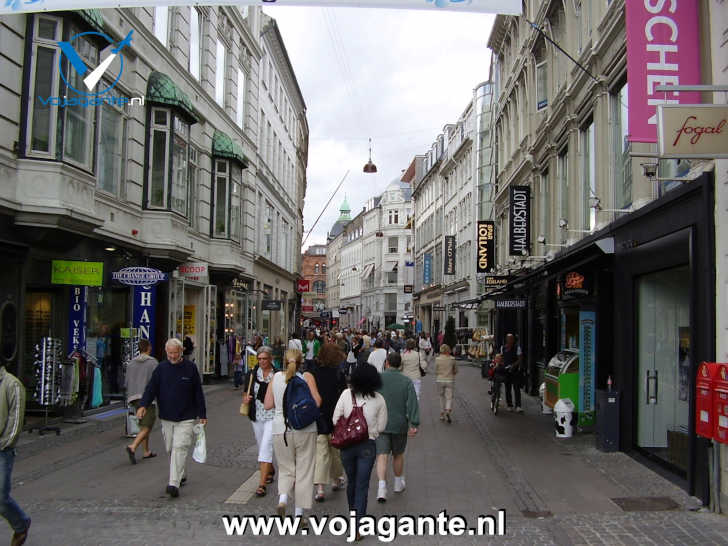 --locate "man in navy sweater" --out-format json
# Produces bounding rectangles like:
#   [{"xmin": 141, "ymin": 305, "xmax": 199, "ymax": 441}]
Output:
[{"xmin": 137, "ymin": 337, "xmax": 207, "ymax": 498}]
